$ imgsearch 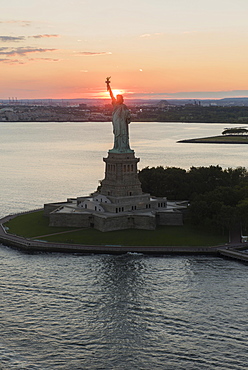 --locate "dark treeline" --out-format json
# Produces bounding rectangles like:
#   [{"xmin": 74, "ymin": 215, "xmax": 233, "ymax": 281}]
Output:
[
  {"xmin": 151, "ymin": 106, "xmax": 248, "ymax": 123},
  {"xmin": 138, "ymin": 165, "xmax": 248, "ymax": 233}
]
